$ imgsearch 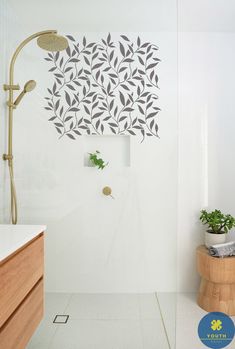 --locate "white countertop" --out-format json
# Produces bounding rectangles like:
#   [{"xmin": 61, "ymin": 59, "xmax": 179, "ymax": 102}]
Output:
[{"xmin": 0, "ymin": 225, "xmax": 46, "ymax": 262}]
